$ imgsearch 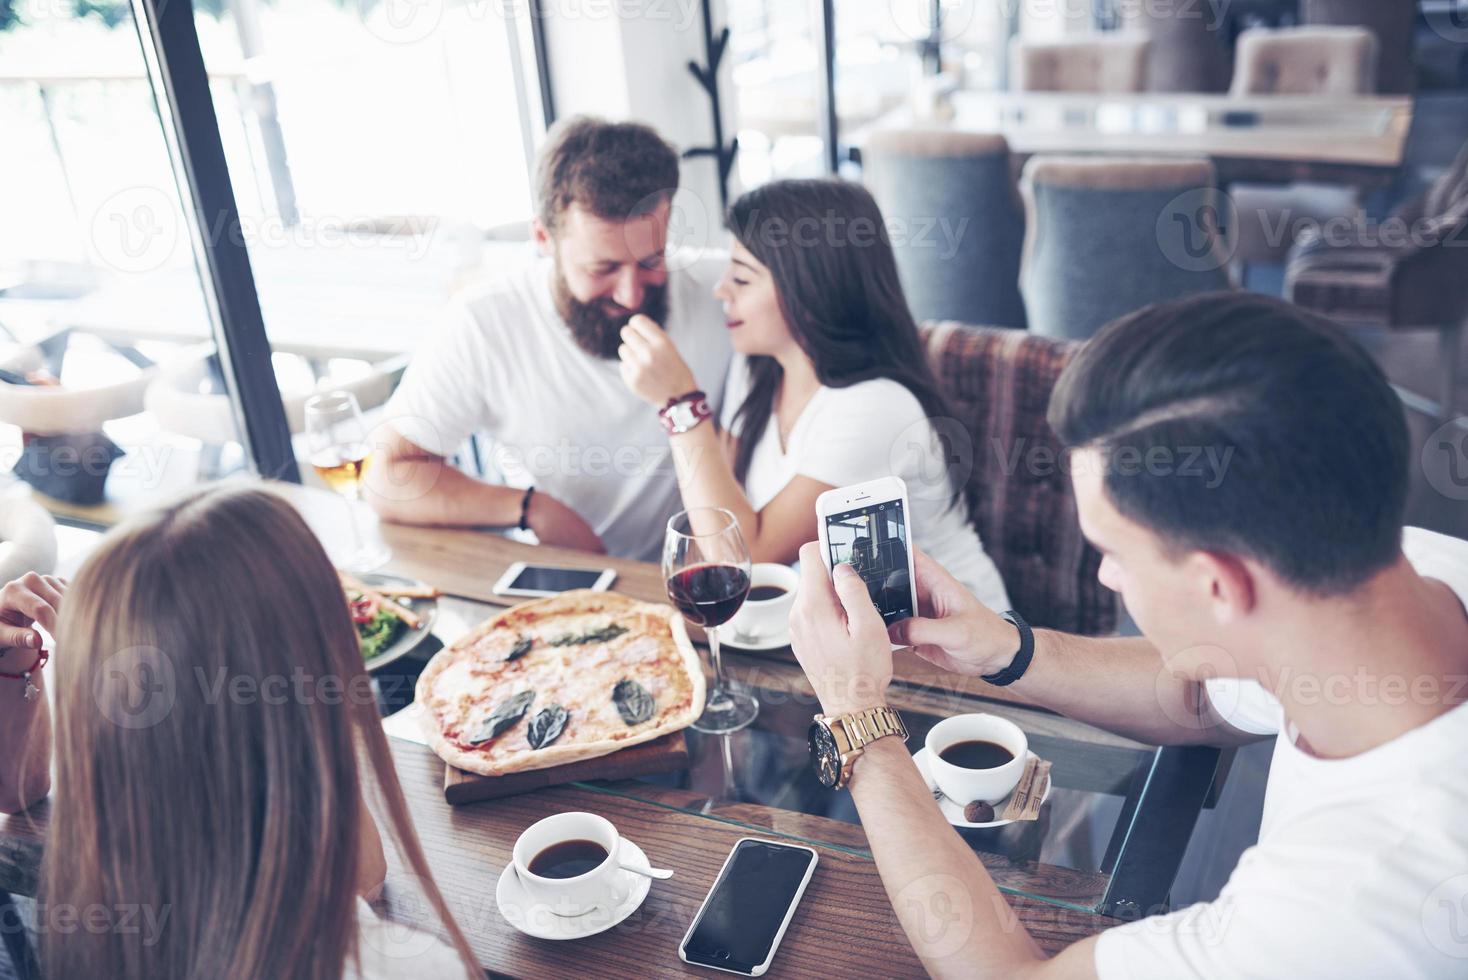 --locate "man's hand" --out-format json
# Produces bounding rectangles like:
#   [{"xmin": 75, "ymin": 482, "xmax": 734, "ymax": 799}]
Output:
[
  {"xmin": 789, "ymin": 542, "xmax": 894, "ymax": 716},
  {"xmin": 887, "ymin": 548, "xmax": 1020, "ymax": 677},
  {"xmin": 0, "ymin": 573, "xmax": 65, "ymax": 654},
  {"xmin": 525, "ymin": 492, "xmax": 606, "ymax": 554},
  {"xmin": 616, "ymin": 315, "xmax": 699, "ymax": 408}
]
